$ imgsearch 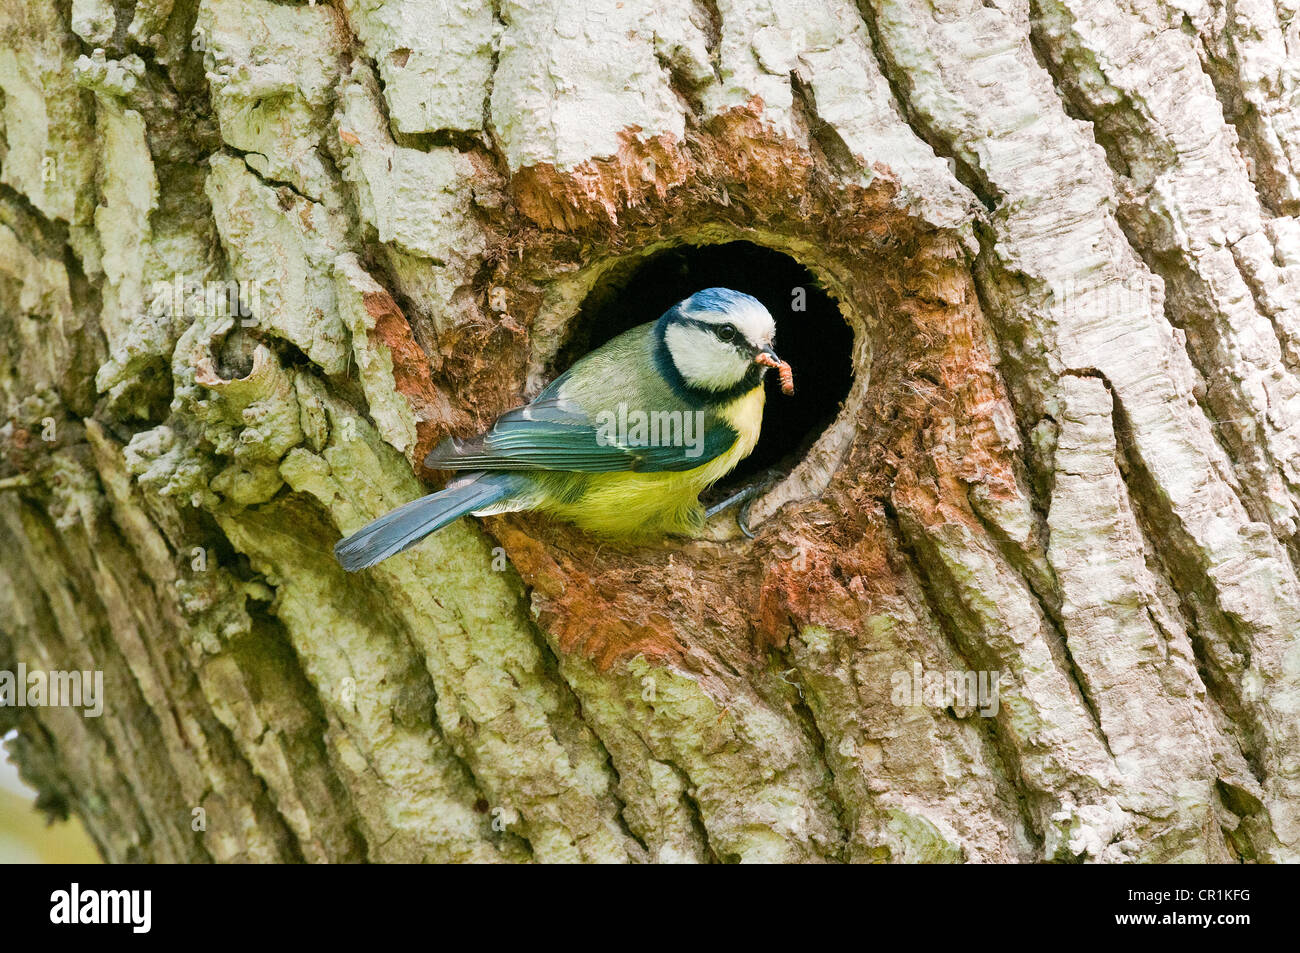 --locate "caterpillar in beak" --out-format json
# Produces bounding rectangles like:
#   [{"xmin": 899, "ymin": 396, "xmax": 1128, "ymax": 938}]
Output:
[{"xmin": 755, "ymin": 351, "xmax": 795, "ymax": 395}]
